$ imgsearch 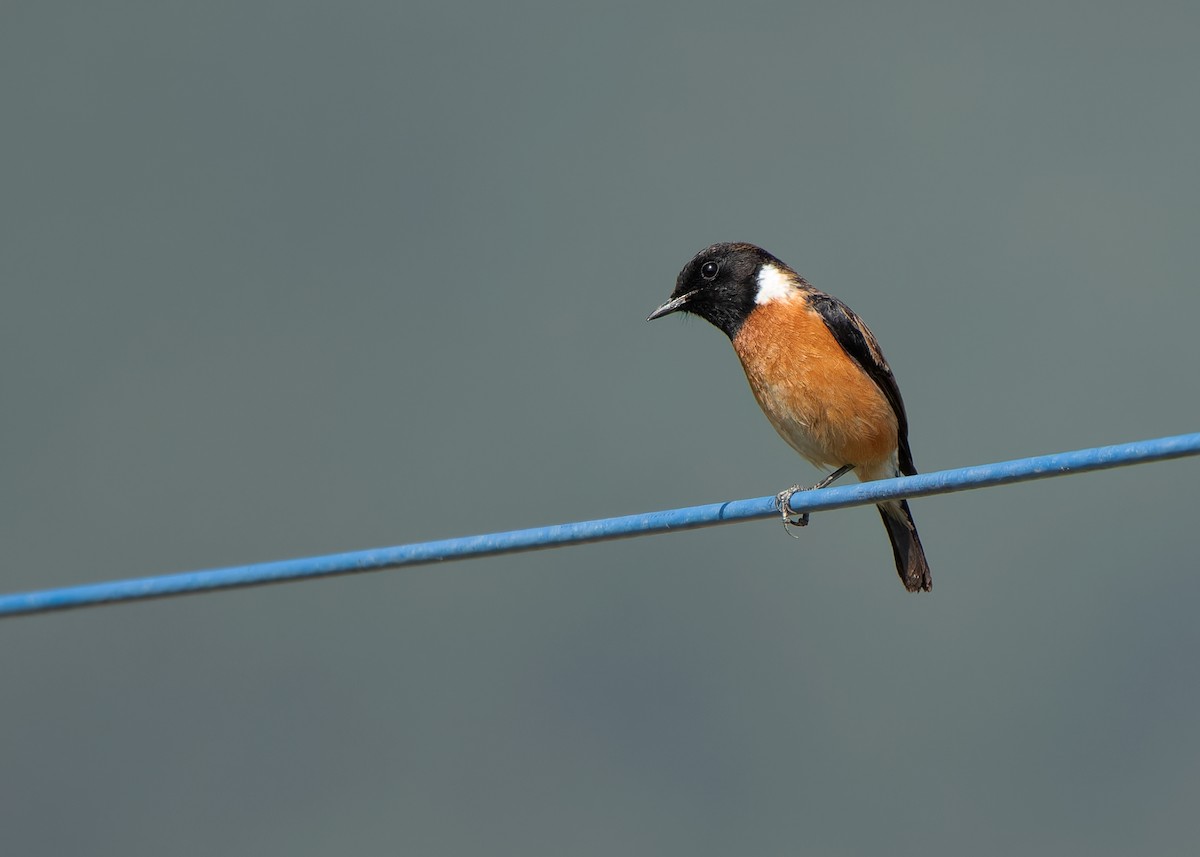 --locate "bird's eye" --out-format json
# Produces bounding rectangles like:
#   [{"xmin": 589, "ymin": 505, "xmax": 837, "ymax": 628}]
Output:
[{"xmin": 701, "ymin": 261, "xmax": 720, "ymax": 280}]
